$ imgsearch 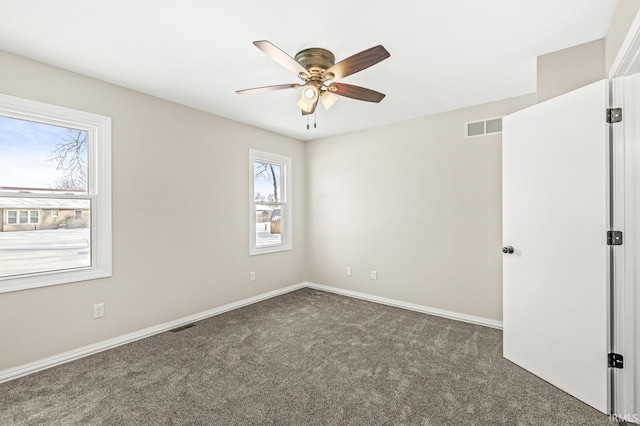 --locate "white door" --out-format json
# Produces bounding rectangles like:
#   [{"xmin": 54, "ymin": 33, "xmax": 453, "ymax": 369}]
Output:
[{"xmin": 502, "ymin": 79, "xmax": 610, "ymax": 413}]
